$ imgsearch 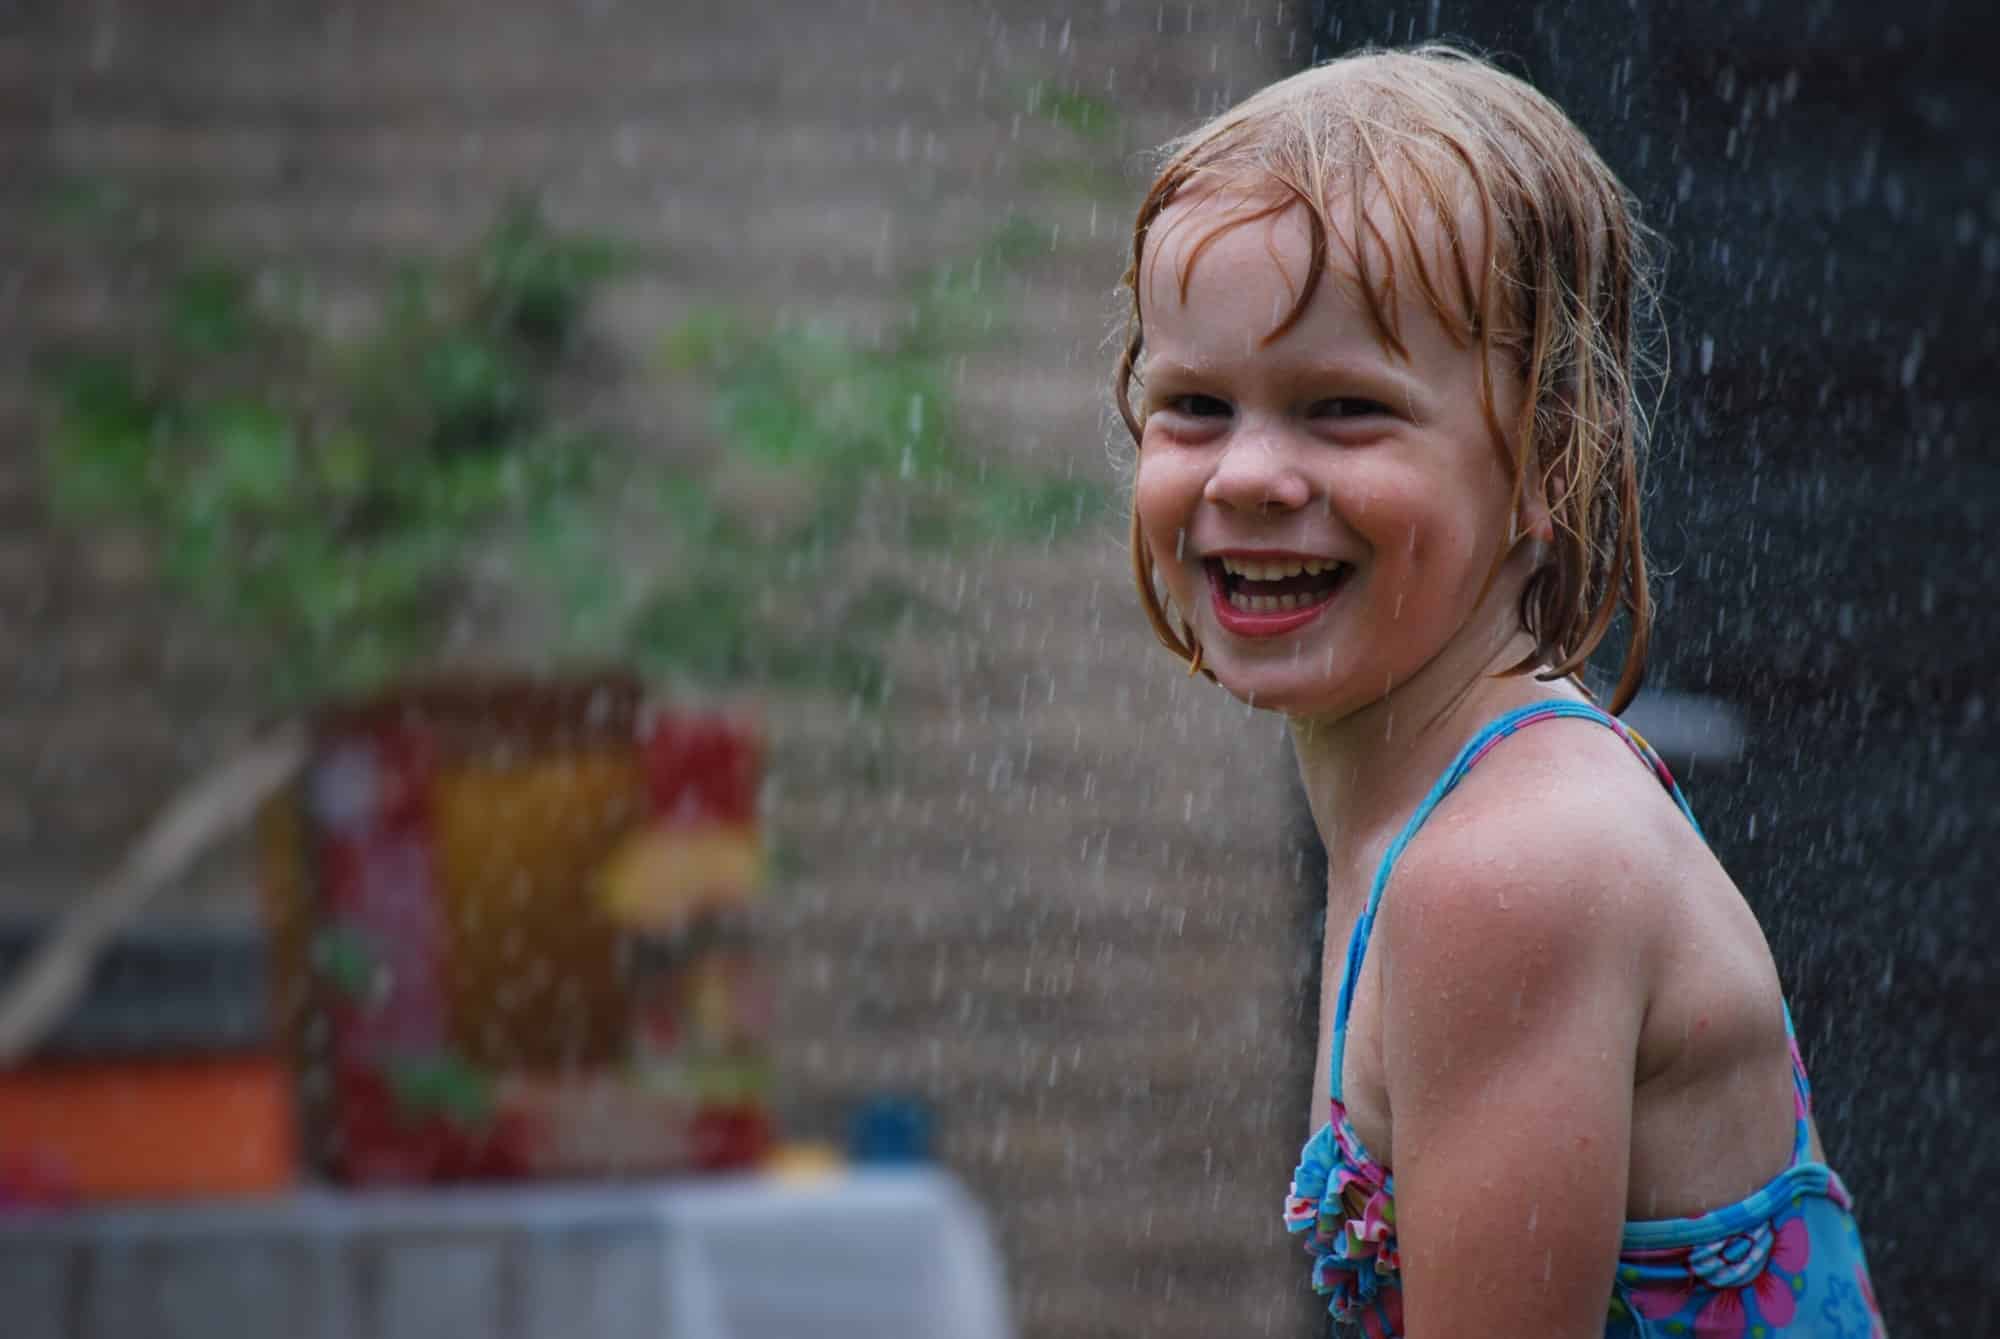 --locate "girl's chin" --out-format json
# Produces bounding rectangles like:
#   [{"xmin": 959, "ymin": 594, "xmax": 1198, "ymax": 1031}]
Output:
[{"xmin": 1207, "ymin": 665, "xmax": 1356, "ymax": 718}]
